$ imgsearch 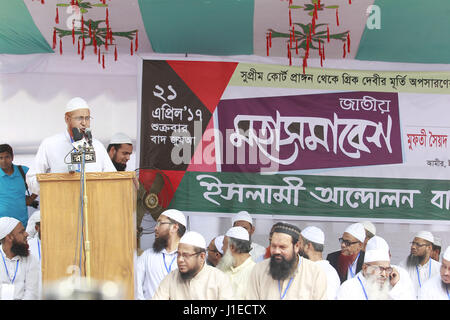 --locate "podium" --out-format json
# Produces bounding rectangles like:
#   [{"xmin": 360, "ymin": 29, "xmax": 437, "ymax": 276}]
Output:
[{"xmin": 37, "ymin": 172, "xmax": 136, "ymax": 299}]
